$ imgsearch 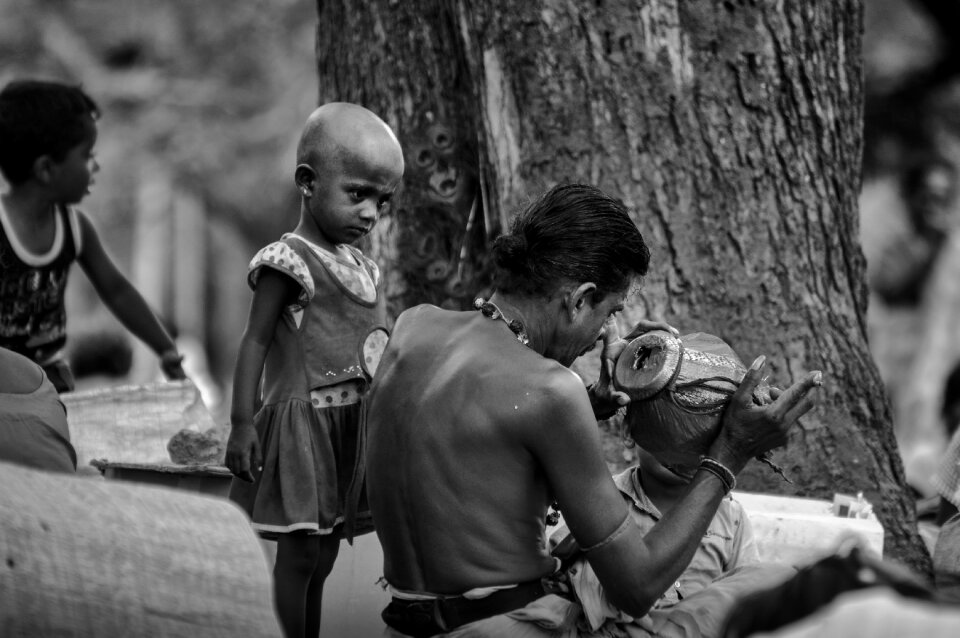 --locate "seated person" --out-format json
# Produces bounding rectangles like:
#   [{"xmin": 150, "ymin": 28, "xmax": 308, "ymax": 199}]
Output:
[
  {"xmin": 932, "ymin": 418, "xmax": 960, "ymax": 599},
  {"xmin": 928, "ymin": 362, "xmax": 960, "ymax": 599},
  {"xmin": 0, "ymin": 346, "xmax": 76, "ymax": 472},
  {"xmin": 550, "ymin": 444, "xmax": 792, "ymax": 637},
  {"xmin": 933, "ymin": 362, "xmax": 960, "ymax": 526}
]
